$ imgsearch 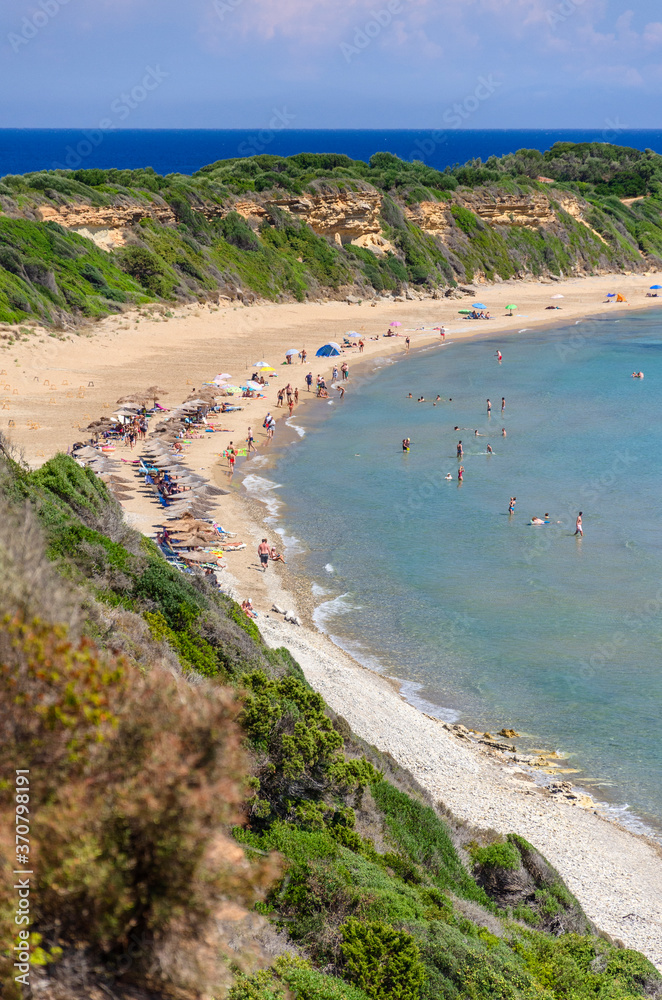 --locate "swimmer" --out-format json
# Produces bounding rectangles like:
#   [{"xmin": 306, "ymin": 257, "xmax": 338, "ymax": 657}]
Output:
[
  {"xmin": 486, "ymin": 444, "xmax": 493, "ymax": 454},
  {"xmin": 531, "ymin": 516, "xmax": 545, "ymax": 525},
  {"xmin": 417, "ymin": 396, "xmax": 426, "ymax": 402},
  {"xmin": 501, "ymin": 427, "xmax": 507, "ymax": 437},
  {"xmin": 407, "ymin": 392, "xmax": 413, "ymax": 397},
  {"xmin": 435, "ymin": 395, "xmax": 441, "ymax": 401},
  {"xmin": 445, "ymin": 473, "xmax": 453, "ymax": 480},
  {"xmin": 474, "ymin": 429, "xmax": 484, "ymax": 436}
]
